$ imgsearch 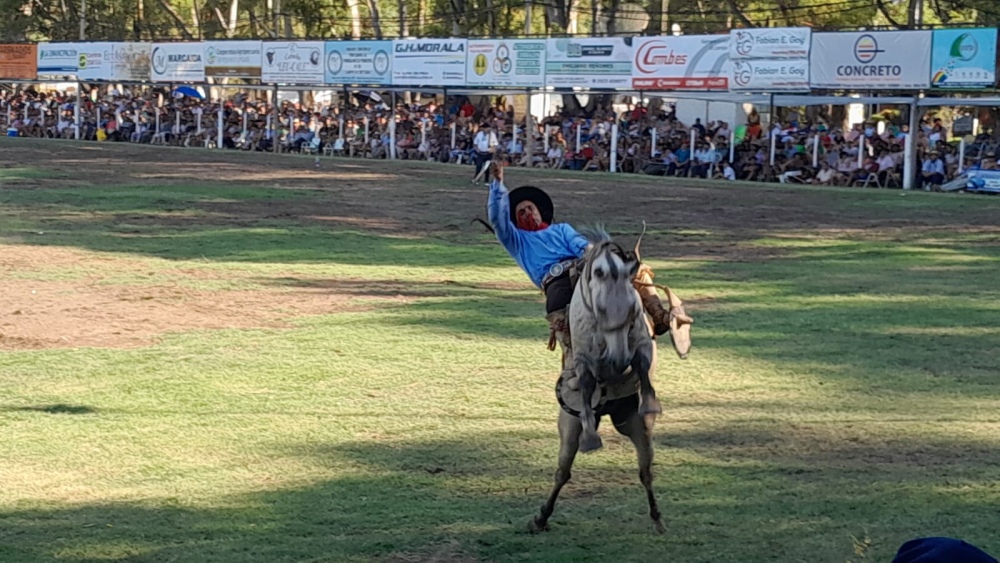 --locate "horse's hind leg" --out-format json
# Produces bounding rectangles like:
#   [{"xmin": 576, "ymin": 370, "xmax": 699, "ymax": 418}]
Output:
[
  {"xmin": 613, "ymin": 409, "xmax": 665, "ymax": 534},
  {"xmin": 529, "ymin": 409, "xmax": 582, "ymax": 533}
]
